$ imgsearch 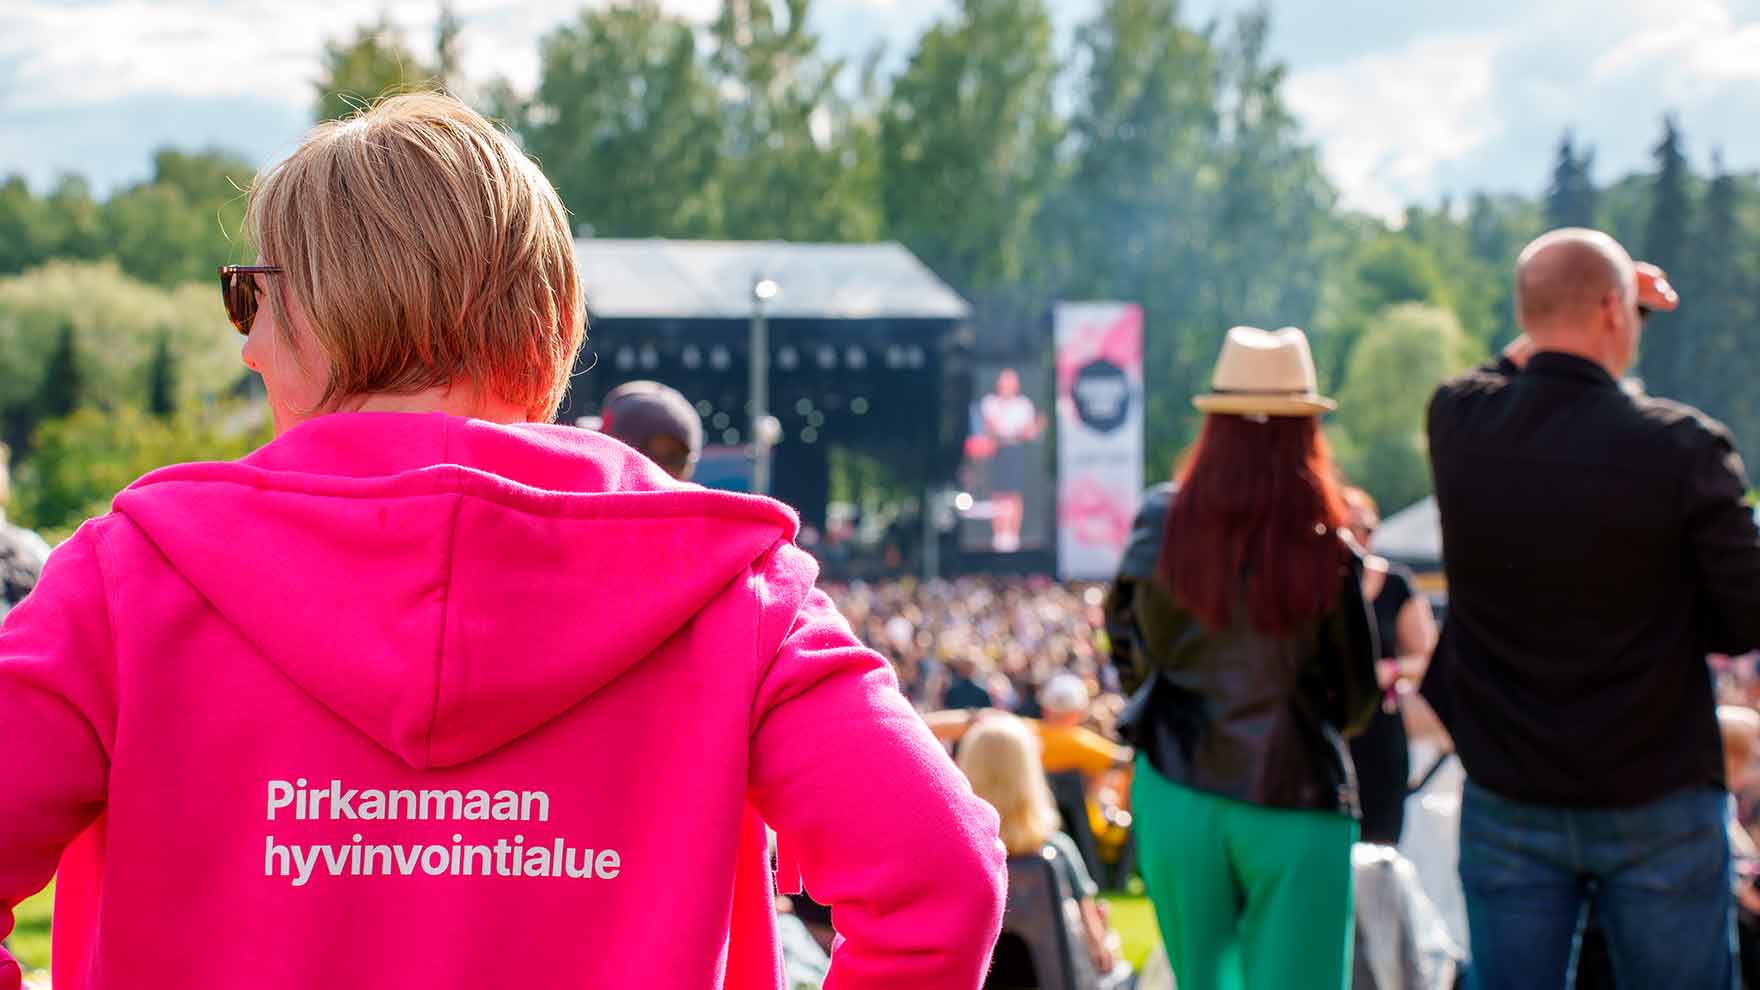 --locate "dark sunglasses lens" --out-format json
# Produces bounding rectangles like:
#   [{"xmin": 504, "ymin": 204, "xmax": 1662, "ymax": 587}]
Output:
[{"xmin": 221, "ymin": 272, "xmax": 256, "ymax": 335}]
